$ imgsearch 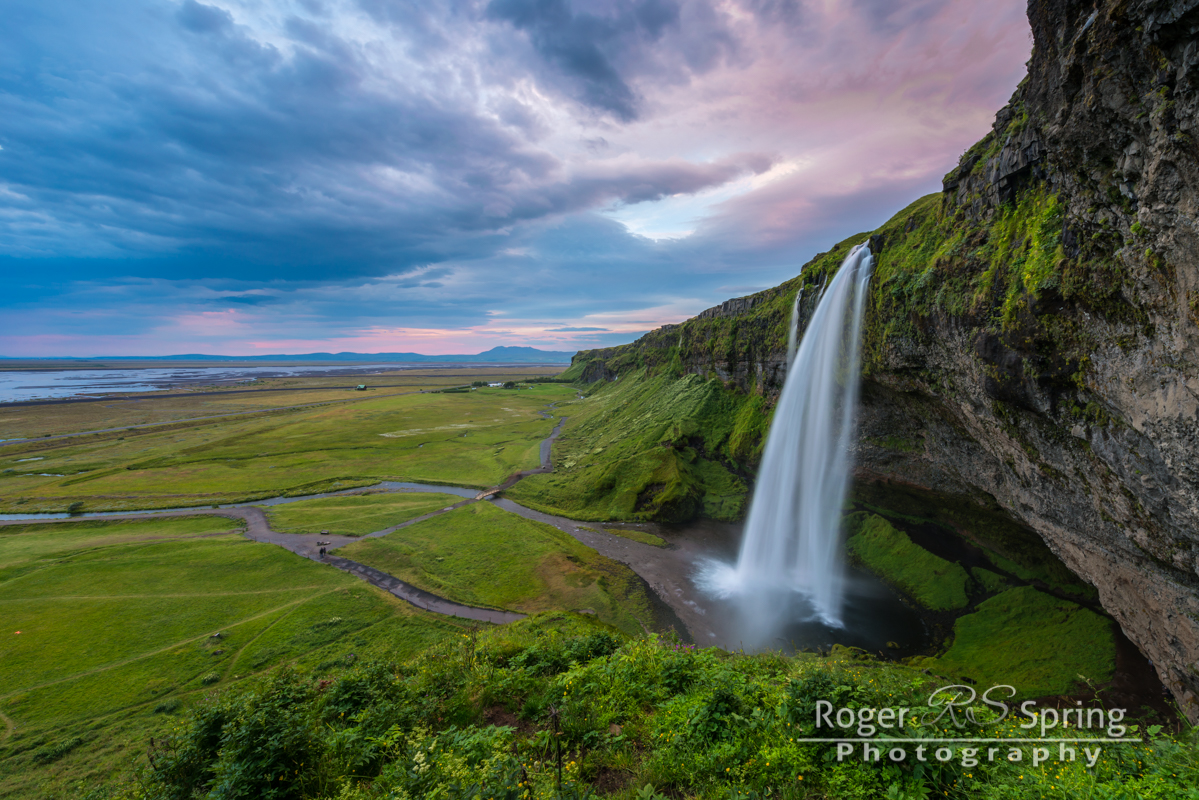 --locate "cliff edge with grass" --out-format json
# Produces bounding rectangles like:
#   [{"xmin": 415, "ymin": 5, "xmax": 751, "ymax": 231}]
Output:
[{"xmin": 564, "ymin": 0, "xmax": 1199, "ymax": 720}]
